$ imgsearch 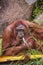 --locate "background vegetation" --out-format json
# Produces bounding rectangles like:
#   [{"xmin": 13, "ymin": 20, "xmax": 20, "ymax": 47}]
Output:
[{"xmin": 32, "ymin": 0, "xmax": 43, "ymax": 19}]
